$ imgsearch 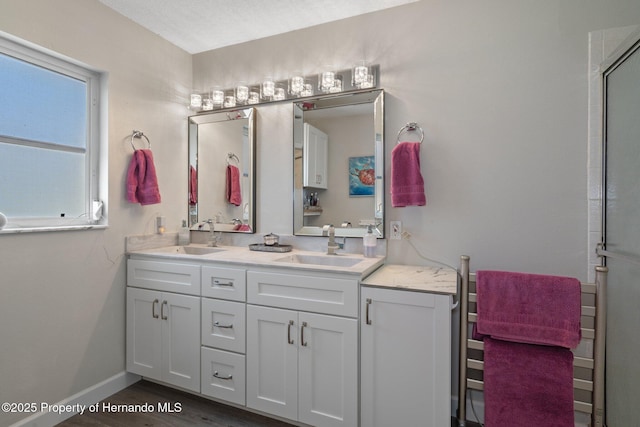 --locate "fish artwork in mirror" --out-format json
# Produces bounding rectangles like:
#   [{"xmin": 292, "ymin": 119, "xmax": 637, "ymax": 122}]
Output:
[
  {"xmin": 293, "ymin": 89, "xmax": 384, "ymax": 238},
  {"xmin": 188, "ymin": 108, "xmax": 255, "ymax": 233}
]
